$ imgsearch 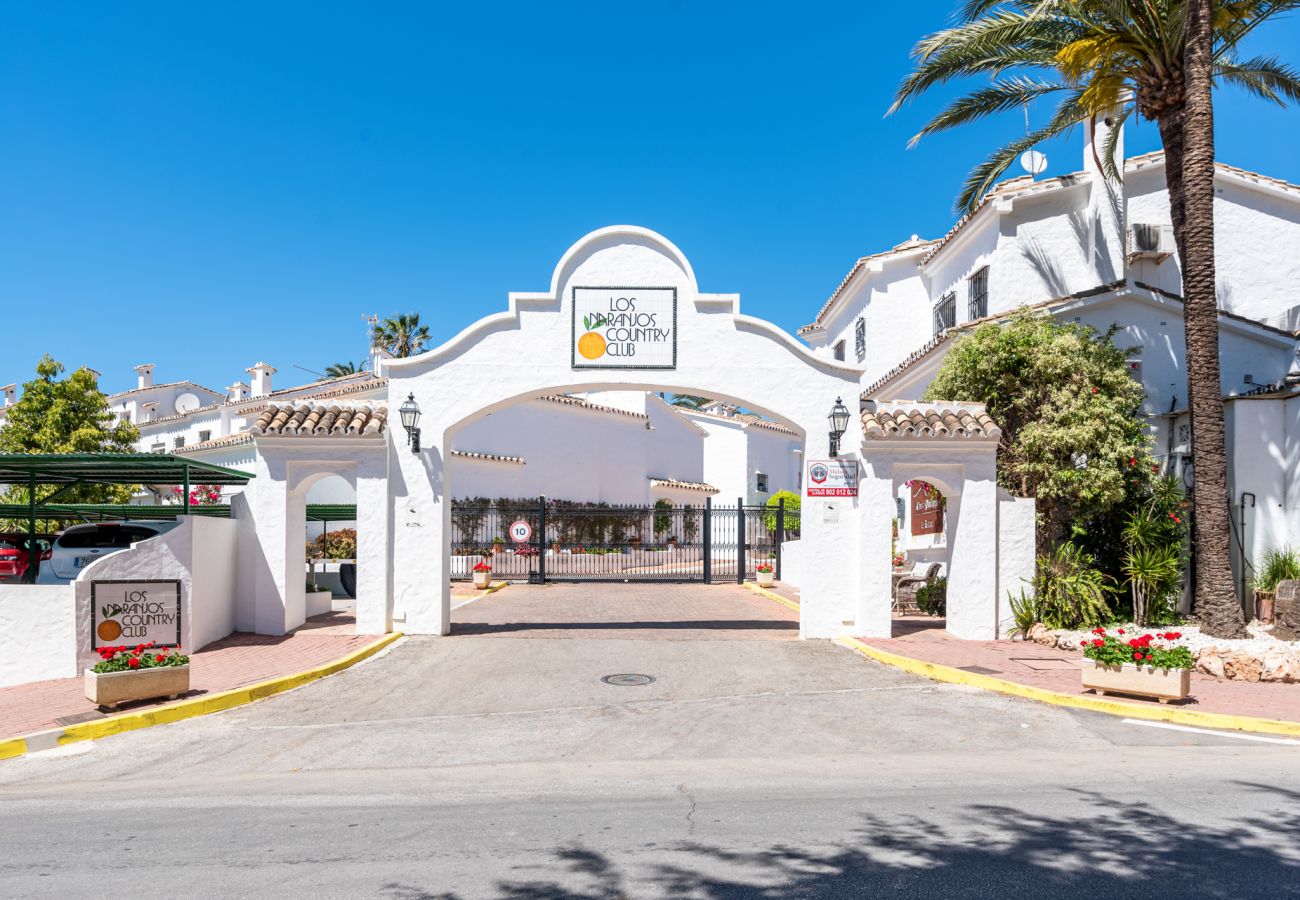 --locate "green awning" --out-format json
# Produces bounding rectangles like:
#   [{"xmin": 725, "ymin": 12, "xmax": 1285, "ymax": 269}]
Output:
[{"xmin": 0, "ymin": 453, "xmax": 254, "ymax": 486}]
